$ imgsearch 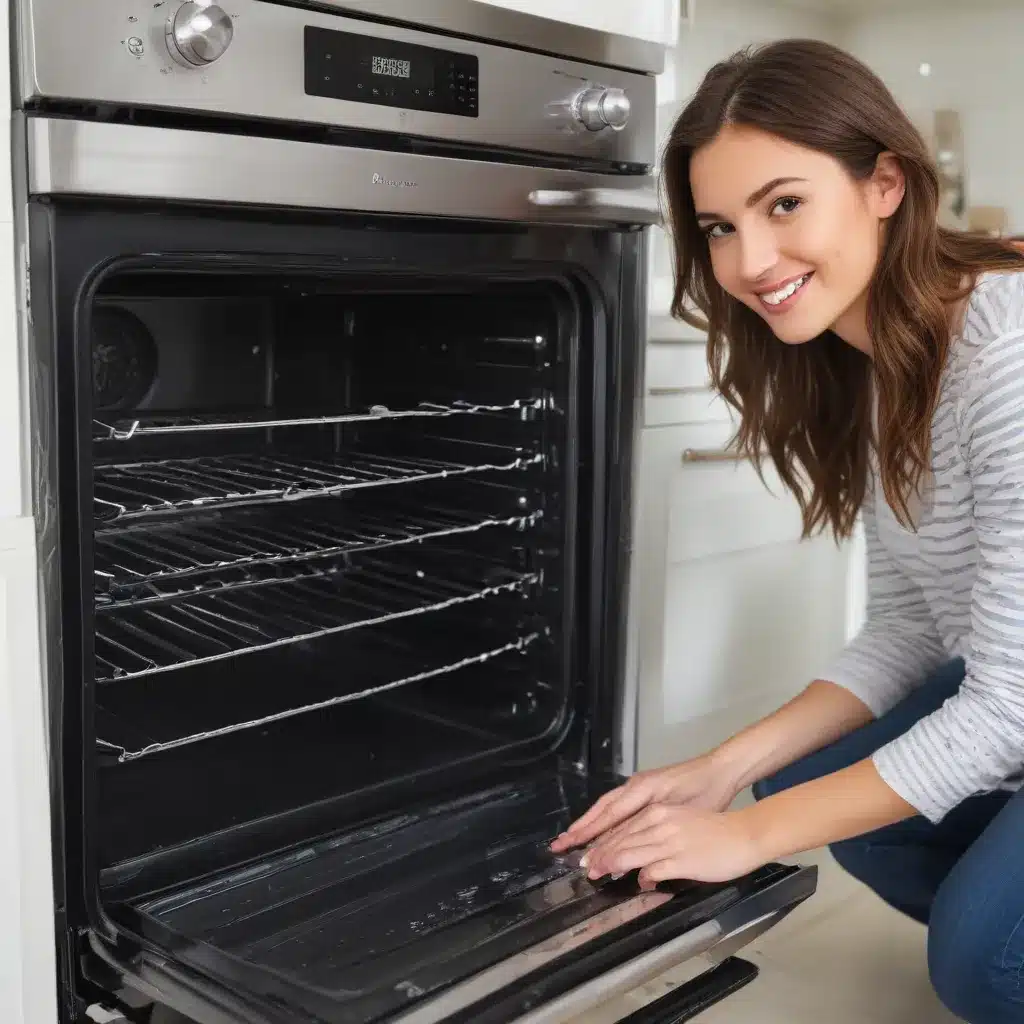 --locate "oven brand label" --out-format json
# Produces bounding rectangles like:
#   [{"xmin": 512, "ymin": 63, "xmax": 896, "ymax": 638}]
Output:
[{"xmin": 371, "ymin": 173, "xmax": 418, "ymax": 188}]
